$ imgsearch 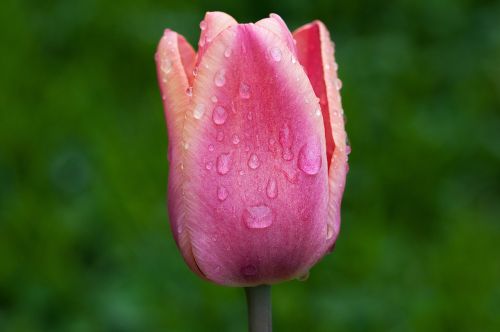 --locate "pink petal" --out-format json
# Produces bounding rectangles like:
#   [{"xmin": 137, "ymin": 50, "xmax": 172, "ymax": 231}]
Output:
[
  {"xmin": 155, "ymin": 29, "xmax": 205, "ymax": 278},
  {"xmin": 183, "ymin": 23, "xmax": 331, "ymax": 286},
  {"xmin": 195, "ymin": 11, "xmax": 238, "ymax": 68},
  {"xmin": 256, "ymin": 13, "xmax": 297, "ymax": 56},
  {"xmin": 294, "ymin": 21, "xmax": 349, "ymax": 246}
]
